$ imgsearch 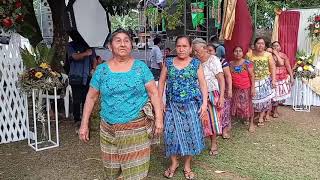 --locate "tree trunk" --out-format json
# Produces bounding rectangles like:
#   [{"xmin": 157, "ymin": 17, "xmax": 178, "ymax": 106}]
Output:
[{"xmin": 48, "ymin": 0, "xmax": 69, "ymax": 72}]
